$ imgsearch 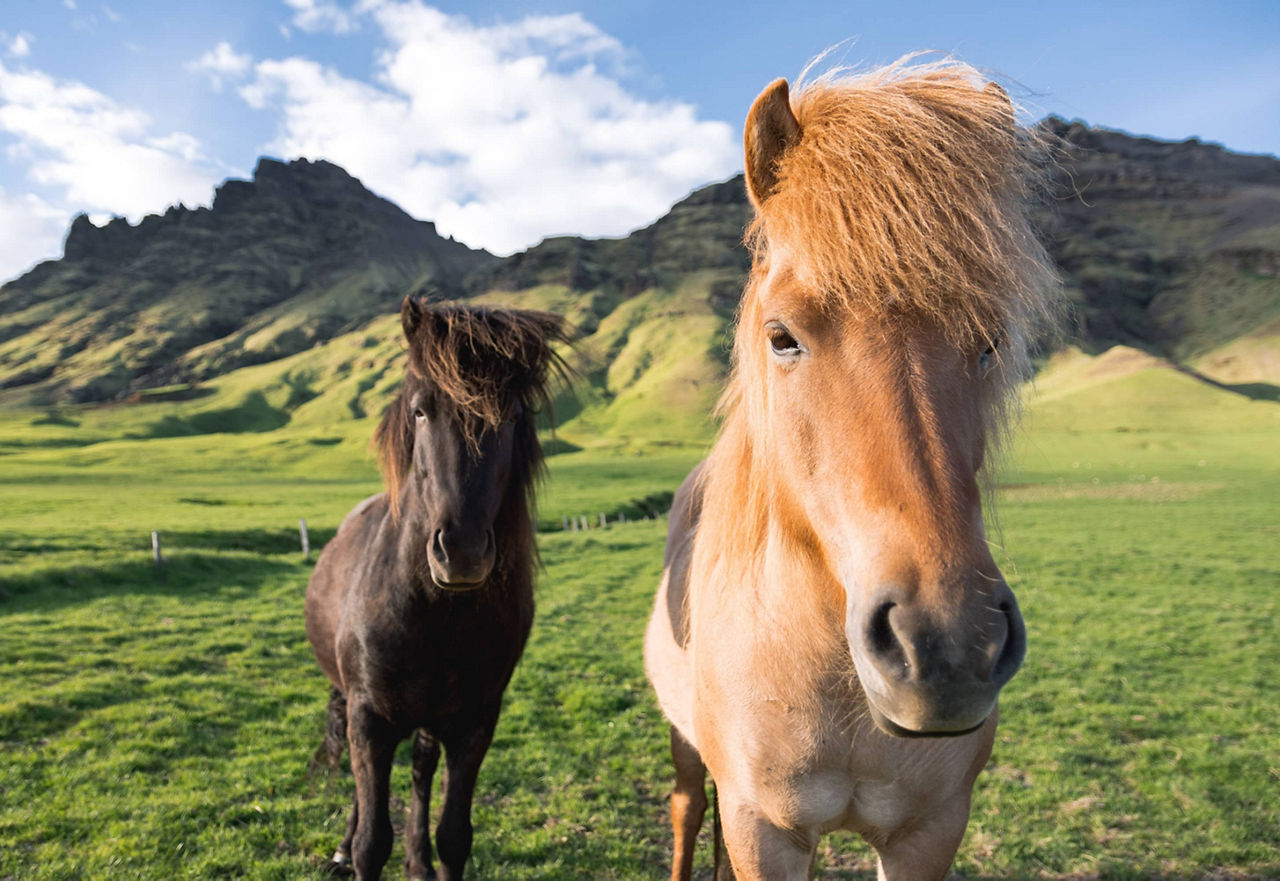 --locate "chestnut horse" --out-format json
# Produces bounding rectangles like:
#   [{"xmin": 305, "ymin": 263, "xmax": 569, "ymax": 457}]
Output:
[
  {"xmin": 645, "ymin": 60, "xmax": 1057, "ymax": 880},
  {"xmin": 306, "ymin": 297, "xmax": 569, "ymax": 880}
]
